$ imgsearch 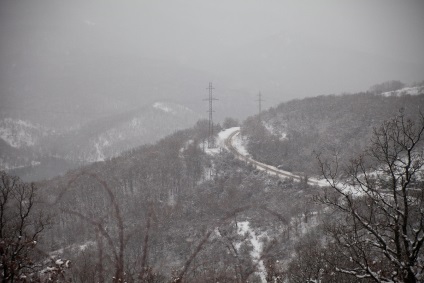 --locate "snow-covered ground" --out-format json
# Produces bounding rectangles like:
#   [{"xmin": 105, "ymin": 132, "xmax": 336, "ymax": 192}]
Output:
[
  {"xmin": 229, "ymin": 130, "xmax": 249, "ymax": 156},
  {"xmin": 218, "ymin": 127, "xmax": 240, "ymax": 147},
  {"xmin": 204, "ymin": 127, "xmax": 240, "ymax": 155},
  {"xmin": 263, "ymin": 122, "xmax": 287, "ymax": 140},
  {"xmin": 49, "ymin": 241, "xmax": 96, "ymax": 258},
  {"xmin": 153, "ymin": 101, "xmax": 194, "ymax": 115},
  {"xmin": 381, "ymin": 86, "xmax": 423, "ymax": 97},
  {"xmin": 236, "ymin": 221, "xmax": 268, "ymax": 283},
  {"xmin": 0, "ymin": 118, "xmax": 49, "ymax": 148},
  {"xmin": 153, "ymin": 102, "xmax": 174, "ymax": 113}
]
